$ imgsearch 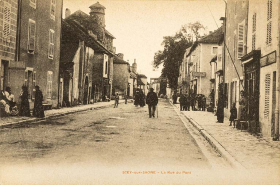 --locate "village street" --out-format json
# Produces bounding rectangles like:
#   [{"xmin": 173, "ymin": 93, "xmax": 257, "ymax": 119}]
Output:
[{"xmin": 0, "ymin": 99, "xmax": 234, "ymax": 184}]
